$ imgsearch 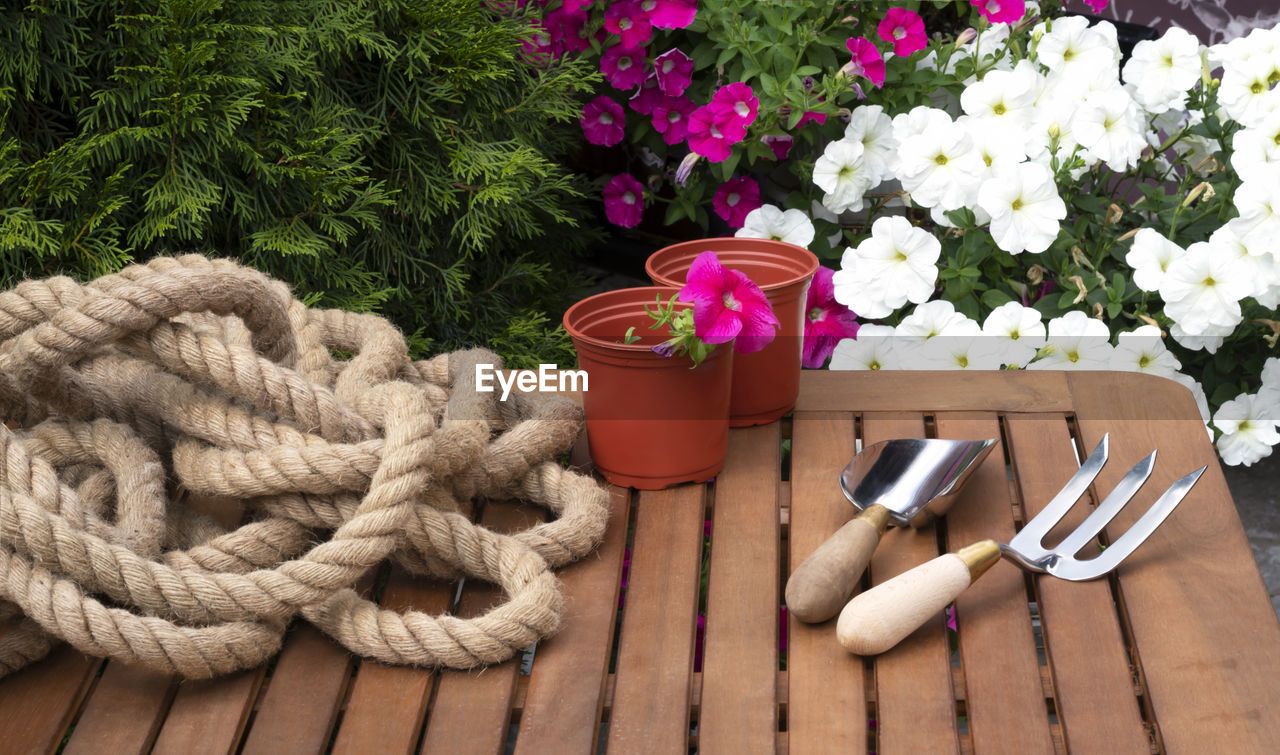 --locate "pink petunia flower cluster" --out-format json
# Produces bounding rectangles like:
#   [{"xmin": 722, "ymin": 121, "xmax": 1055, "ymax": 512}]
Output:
[{"xmin": 970, "ymin": 0, "xmax": 1026, "ymax": 25}]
